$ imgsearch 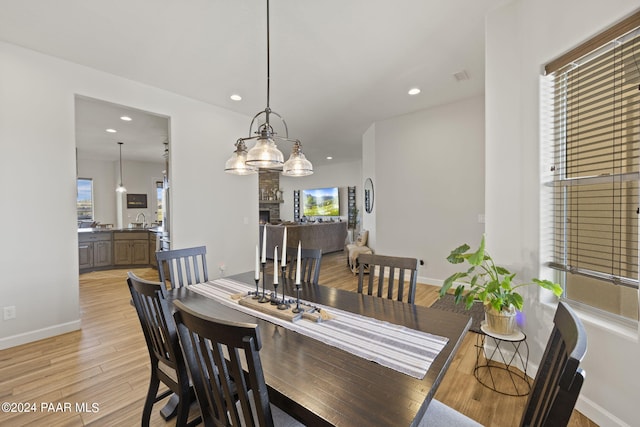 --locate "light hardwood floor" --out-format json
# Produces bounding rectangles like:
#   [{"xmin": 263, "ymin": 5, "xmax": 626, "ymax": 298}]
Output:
[{"xmin": 0, "ymin": 252, "xmax": 597, "ymax": 426}]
